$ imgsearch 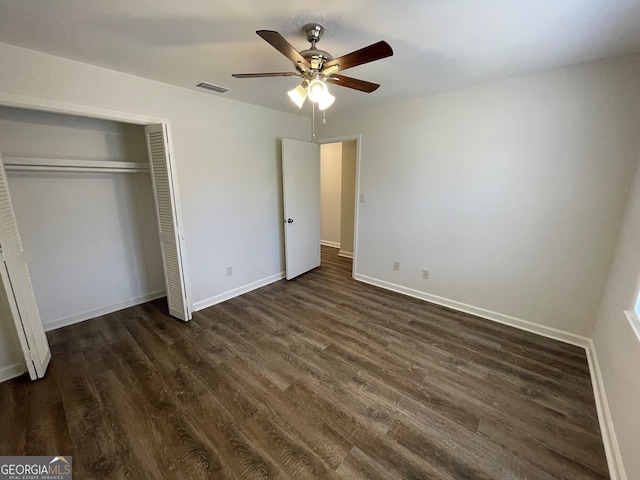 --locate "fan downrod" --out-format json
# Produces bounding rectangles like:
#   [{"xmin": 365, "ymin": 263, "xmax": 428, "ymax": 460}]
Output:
[{"xmin": 299, "ymin": 23, "xmax": 333, "ymax": 69}]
